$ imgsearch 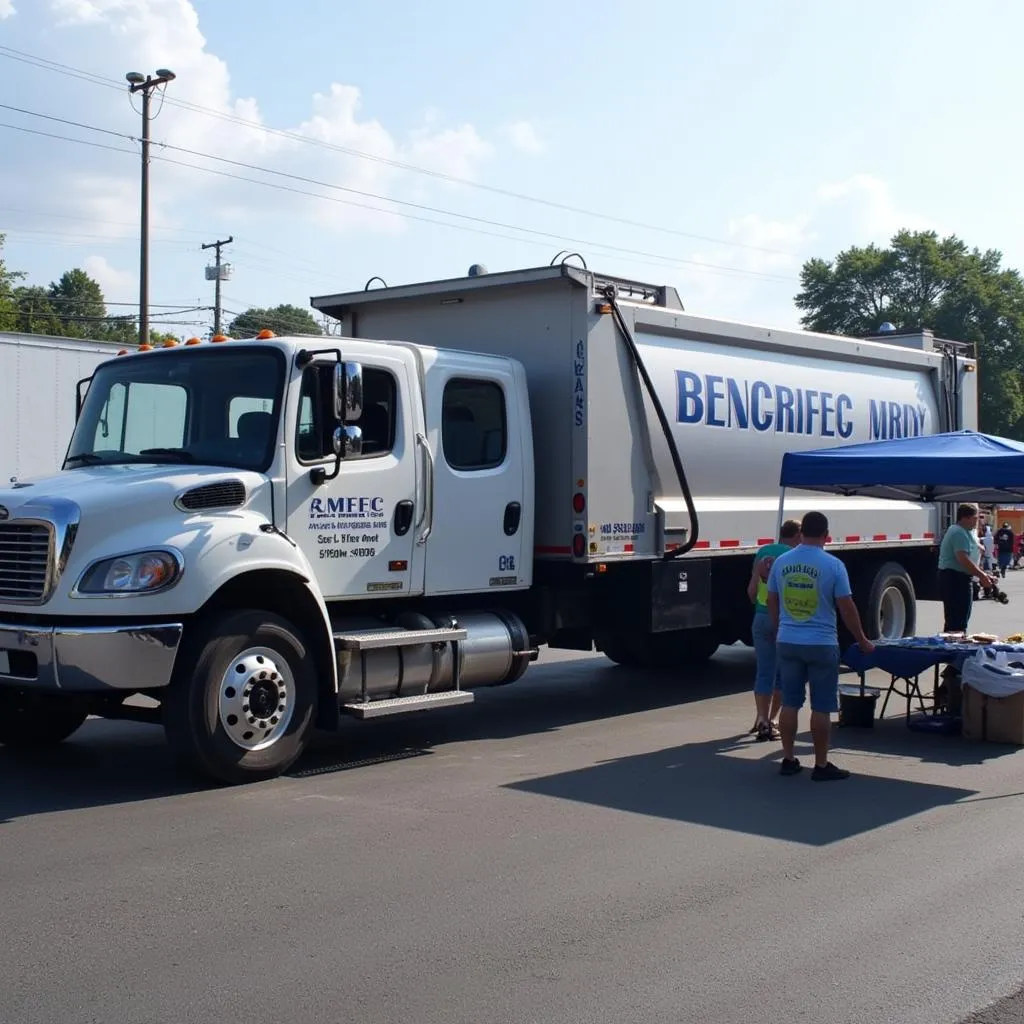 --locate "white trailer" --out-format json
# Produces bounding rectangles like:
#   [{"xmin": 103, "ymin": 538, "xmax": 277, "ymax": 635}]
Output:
[
  {"xmin": 0, "ymin": 265, "xmax": 976, "ymax": 784},
  {"xmin": 0, "ymin": 333, "xmax": 121, "ymax": 482}
]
